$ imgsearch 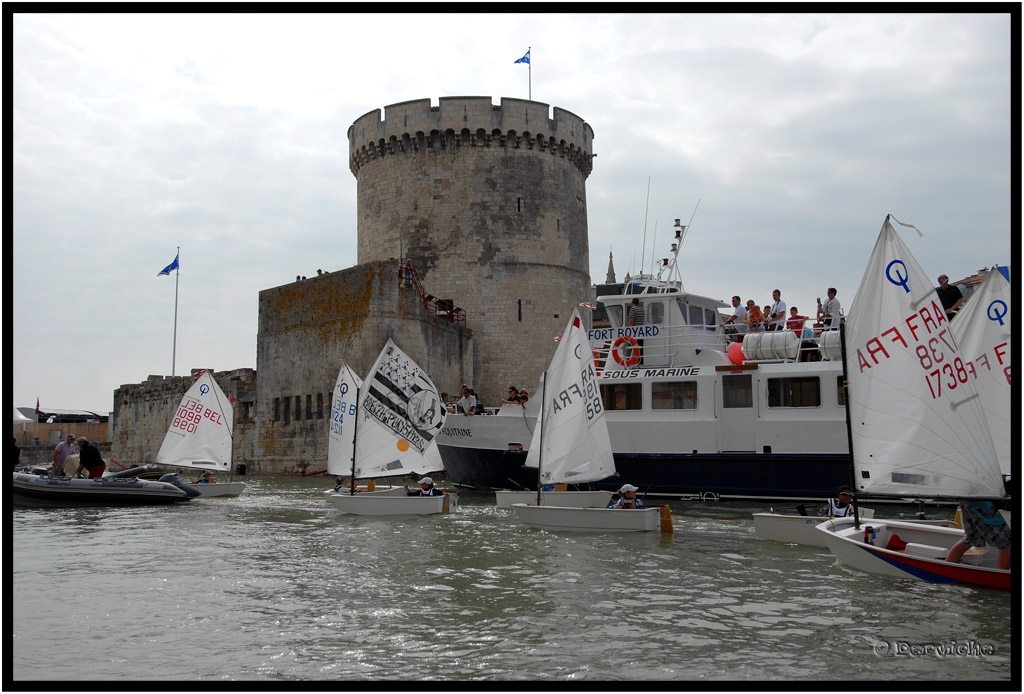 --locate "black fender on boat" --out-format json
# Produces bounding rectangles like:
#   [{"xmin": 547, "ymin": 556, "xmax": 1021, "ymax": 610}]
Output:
[{"xmin": 160, "ymin": 473, "xmax": 202, "ymax": 497}]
